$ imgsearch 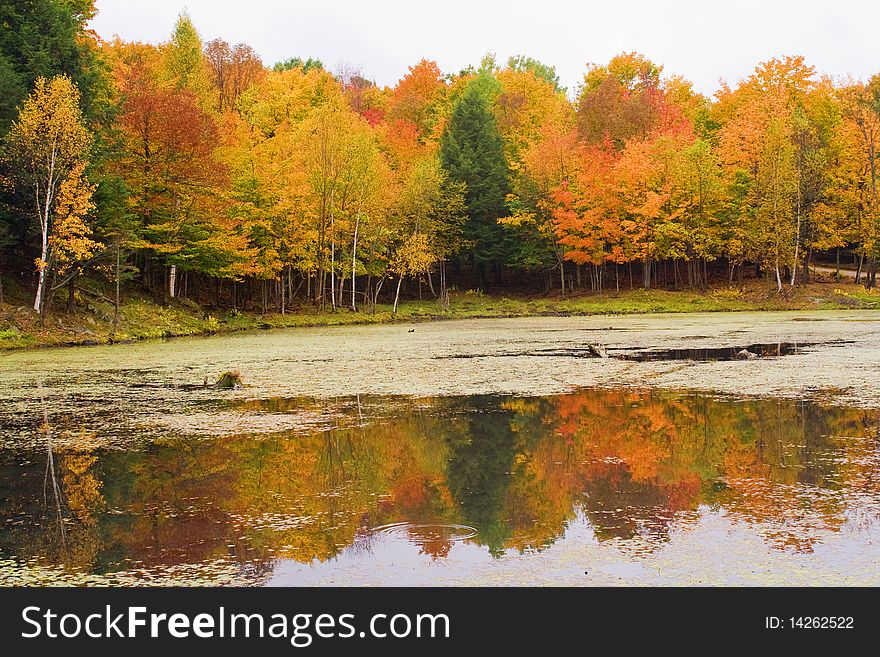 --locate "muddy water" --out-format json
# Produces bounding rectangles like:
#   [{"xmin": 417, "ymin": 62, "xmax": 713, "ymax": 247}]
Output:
[{"xmin": 1, "ymin": 310, "xmax": 879, "ymax": 585}]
